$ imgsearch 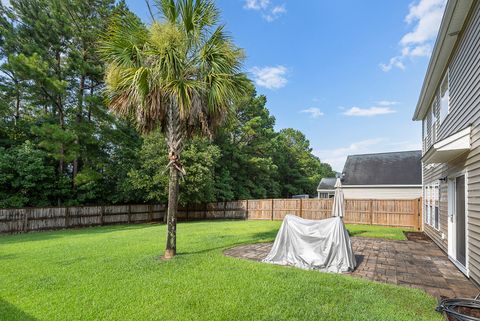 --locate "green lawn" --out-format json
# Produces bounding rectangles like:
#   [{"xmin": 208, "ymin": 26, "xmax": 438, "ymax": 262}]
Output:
[
  {"xmin": 0, "ymin": 221, "xmax": 440, "ymax": 321},
  {"xmin": 347, "ymin": 224, "xmax": 409, "ymax": 240}
]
